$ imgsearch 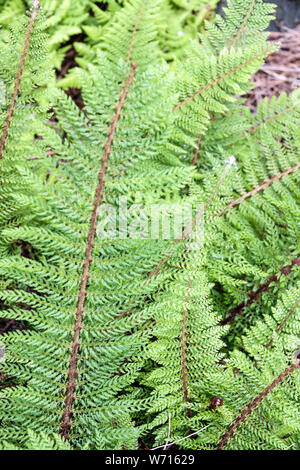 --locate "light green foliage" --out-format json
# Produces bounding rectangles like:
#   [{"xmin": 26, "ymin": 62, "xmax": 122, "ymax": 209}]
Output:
[
  {"xmin": 144, "ymin": 249, "xmax": 226, "ymax": 444},
  {"xmin": 0, "ymin": 0, "xmax": 218, "ymax": 79},
  {"xmin": 0, "ymin": 0, "xmax": 92, "ymax": 69},
  {"xmin": 149, "ymin": 0, "xmax": 219, "ymax": 61},
  {"xmin": 196, "ymin": 295, "xmax": 300, "ymax": 450},
  {"xmin": 59, "ymin": 0, "xmax": 218, "ymax": 89},
  {"xmin": 201, "ymin": 0, "xmax": 276, "ymax": 52},
  {"xmin": 0, "ymin": 9, "xmax": 56, "ymax": 238},
  {"xmin": 199, "ymin": 93, "xmax": 300, "ymax": 344},
  {"xmin": 0, "ymin": 0, "xmax": 299, "ymax": 452},
  {"xmin": 0, "ymin": 0, "xmax": 193, "ymax": 450},
  {"xmin": 172, "ymin": 40, "xmax": 277, "ymax": 160}
]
